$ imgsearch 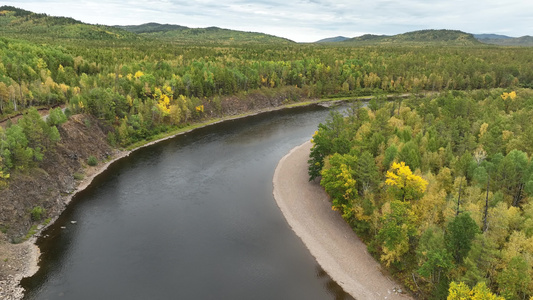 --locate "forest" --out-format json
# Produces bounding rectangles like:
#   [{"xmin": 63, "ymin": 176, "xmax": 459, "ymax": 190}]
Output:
[
  {"xmin": 2, "ymin": 5, "xmax": 533, "ymax": 299},
  {"xmin": 1, "ymin": 32, "xmax": 532, "ymax": 177},
  {"xmin": 309, "ymin": 89, "xmax": 533, "ymax": 299}
]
